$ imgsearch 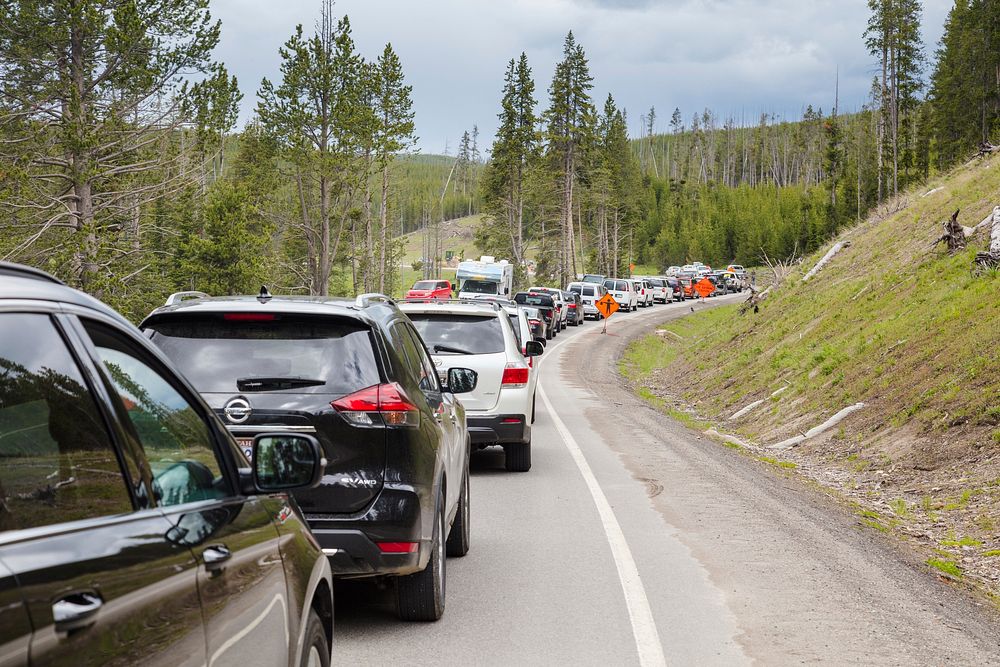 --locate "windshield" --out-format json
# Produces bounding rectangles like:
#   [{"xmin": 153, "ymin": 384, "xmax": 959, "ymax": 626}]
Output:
[
  {"xmin": 412, "ymin": 281, "xmax": 439, "ymax": 290},
  {"xmin": 515, "ymin": 293, "xmax": 553, "ymax": 308},
  {"xmin": 148, "ymin": 317, "xmax": 379, "ymax": 395},
  {"xmin": 461, "ymin": 280, "xmax": 498, "ymax": 295},
  {"xmin": 408, "ymin": 314, "xmax": 505, "ymax": 354}
]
